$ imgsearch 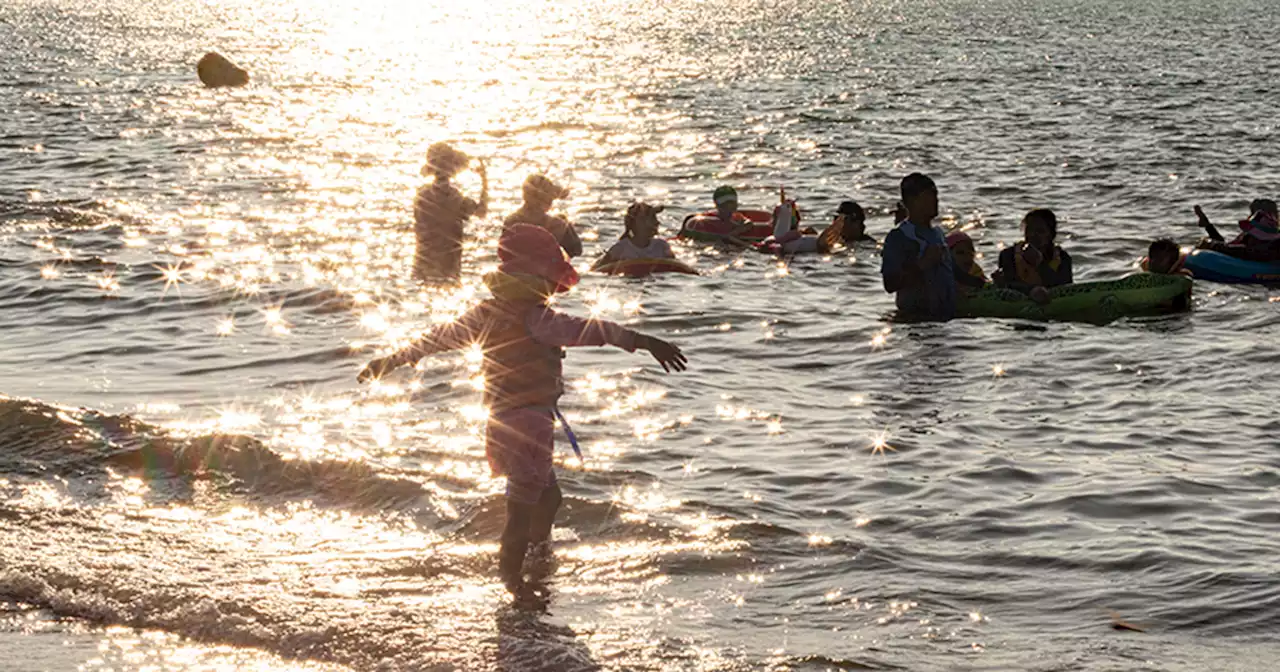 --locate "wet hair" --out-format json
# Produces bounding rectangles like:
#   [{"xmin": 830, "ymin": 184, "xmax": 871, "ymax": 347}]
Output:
[
  {"xmin": 900, "ymin": 173, "xmax": 937, "ymax": 201},
  {"xmin": 836, "ymin": 201, "xmax": 865, "ymax": 220},
  {"xmin": 1149, "ymin": 238, "xmax": 1179, "ymax": 259},
  {"xmin": 1148, "ymin": 238, "xmax": 1180, "ymax": 273},
  {"xmin": 622, "ymin": 202, "xmax": 664, "ymax": 240},
  {"xmin": 1249, "ymin": 199, "xmax": 1279, "ymax": 218},
  {"xmin": 423, "ymin": 142, "xmax": 467, "ymax": 178},
  {"xmin": 1023, "ymin": 208, "xmax": 1058, "ymax": 241},
  {"xmin": 523, "ymin": 174, "xmax": 567, "ymax": 204}
]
